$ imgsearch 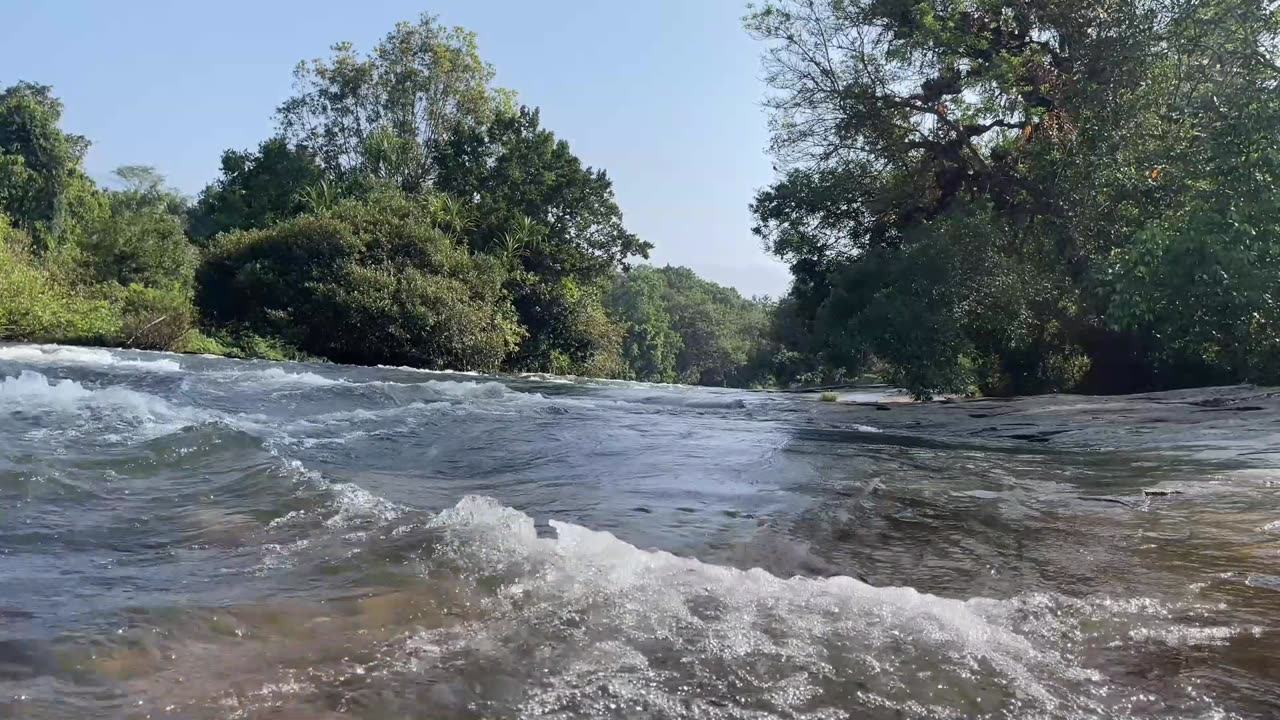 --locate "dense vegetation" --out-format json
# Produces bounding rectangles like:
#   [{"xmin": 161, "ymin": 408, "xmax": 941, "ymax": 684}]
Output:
[
  {"xmin": 0, "ymin": 15, "xmax": 775, "ymax": 385},
  {"xmin": 747, "ymin": 0, "xmax": 1280, "ymax": 397},
  {"xmin": 7, "ymin": 4, "xmax": 1276, "ymax": 397}
]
